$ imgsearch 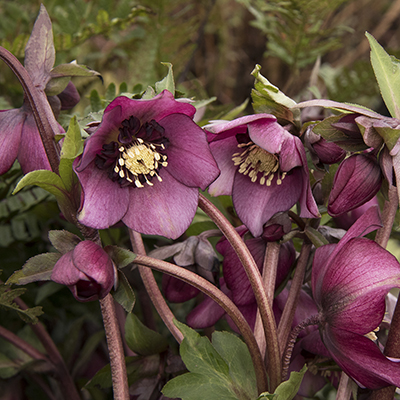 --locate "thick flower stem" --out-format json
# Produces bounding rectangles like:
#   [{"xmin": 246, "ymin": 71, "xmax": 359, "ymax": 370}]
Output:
[
  {"xmin": 0, "ymin": 325, "xmax": 50, "ymax": 364},
  {"xmin": 198, "ymin": 193, "xmax": 281, "ymax": 392},
  {"xmin": 129, "ymin": 229, "xmax": 184, "ymax": 343},
  {"xmin": 253, "ymin": 241, "xmax": 281, "ymax": 359},
  {"xmin": 370, "ymin": 186, "xmax": 400, "ymax": 400},
  {"xmin": 277, "ymin": 240, "xmax": 312, "ymax": 355},
  {"xmin": 99, "ymin": 294, "xmax": 129, "ymax": 400},
  {"xmin": 133, "ymin": 253, "xmax": 269, "ymax": 395},
  {"xmin": 0, "ymin": 47, "xmax": 60, "ymax": 173},
  {"xmin": 13, "ymin": 297, "xmax": 81, "ymax": 400},
  {"xmin": 335, "ymin": 372, "xmax": 353, "ymax": 400}
]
